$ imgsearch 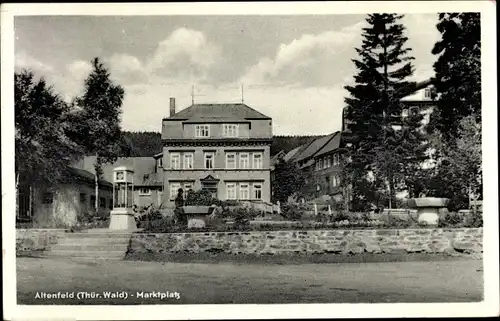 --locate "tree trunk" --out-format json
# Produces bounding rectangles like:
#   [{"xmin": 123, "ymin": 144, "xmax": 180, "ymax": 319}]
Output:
[
  {"xmin": 29, "ymin": 185, "xmax": 33, "ymax": 218},
  {"xmin": 388, "ymin": 176, "xmax": 393, "ymax": 210},
  {"xmin": 95, "ymin": 154, "xmax": 99, "ymax": 213},
  {"xmin": 16, "ymin": 172, "xmax": 20, "ymax": 218},
  {"xmin": 382, "ymin": 20, "xmax": 391, "ymax": 210}
]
